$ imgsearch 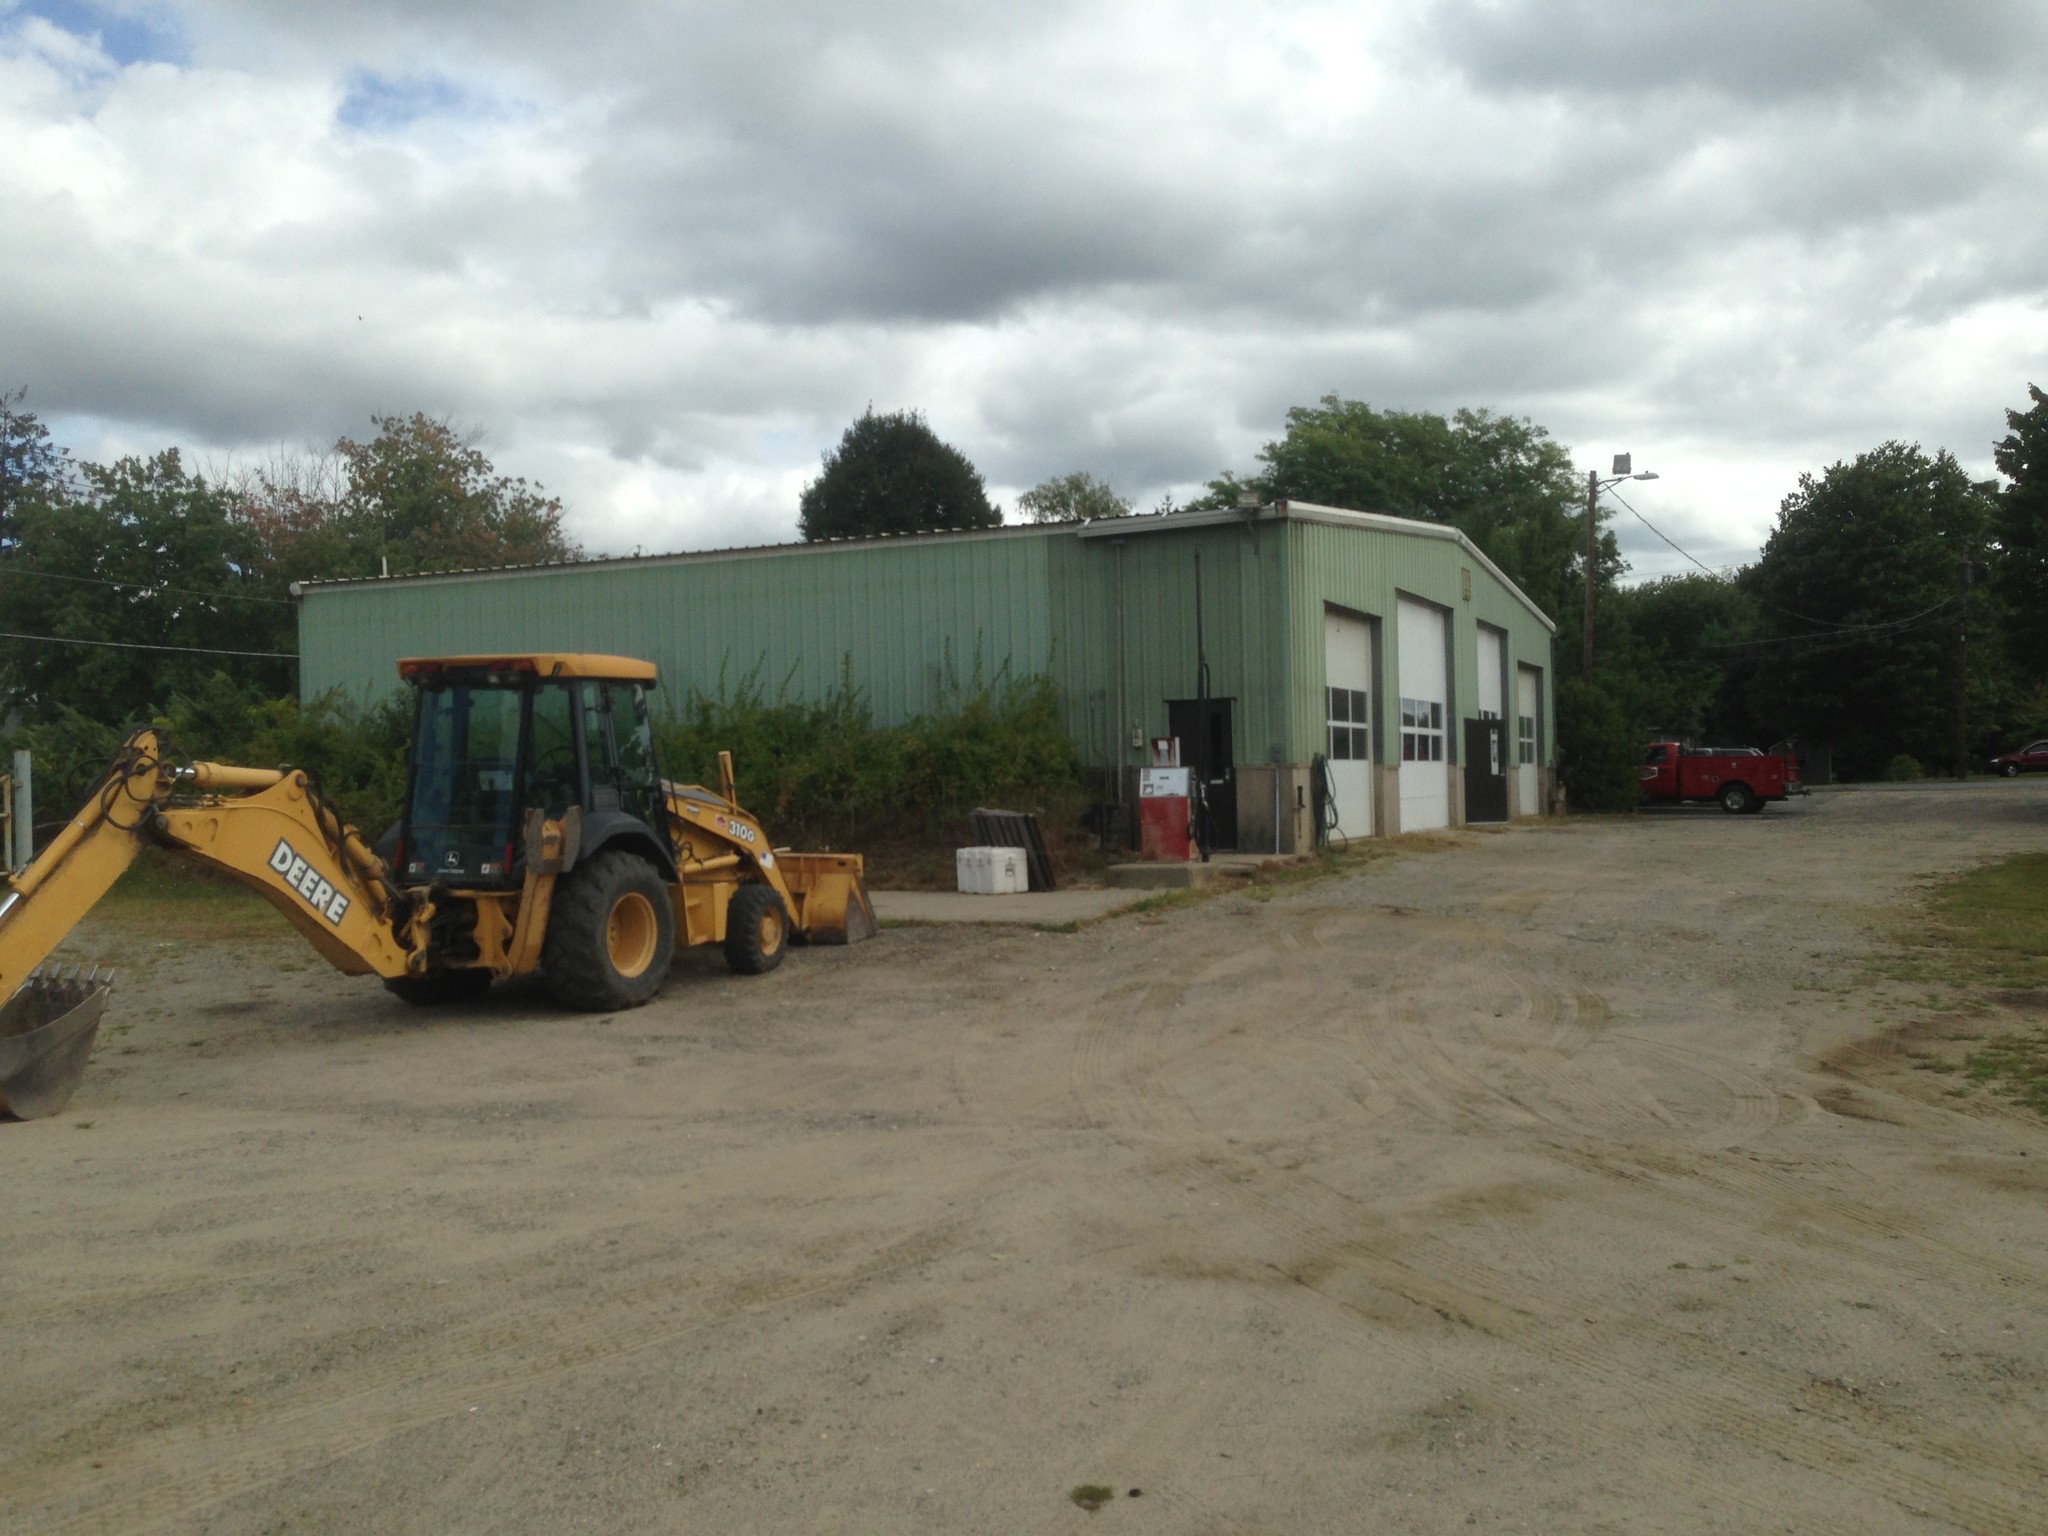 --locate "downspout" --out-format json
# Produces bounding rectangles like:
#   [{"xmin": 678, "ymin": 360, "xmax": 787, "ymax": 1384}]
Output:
[{"xmin": 1113, "ymin": 538, "xmax": 1127, "ymax": 807}]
